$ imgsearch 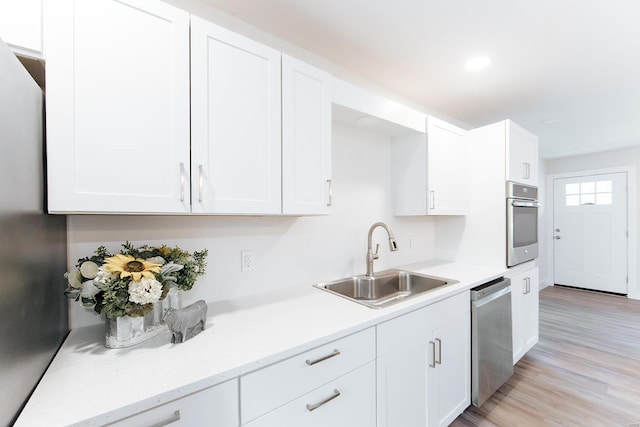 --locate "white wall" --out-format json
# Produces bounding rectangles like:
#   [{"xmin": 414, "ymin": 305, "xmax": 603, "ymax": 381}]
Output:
[
  {"xmin": 67, "ymin": 122, "xmax": 438, "ymax": 327},
  {"xmin": 544, "ymin": 146, "xmax": 640, "ymax": 298}
]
